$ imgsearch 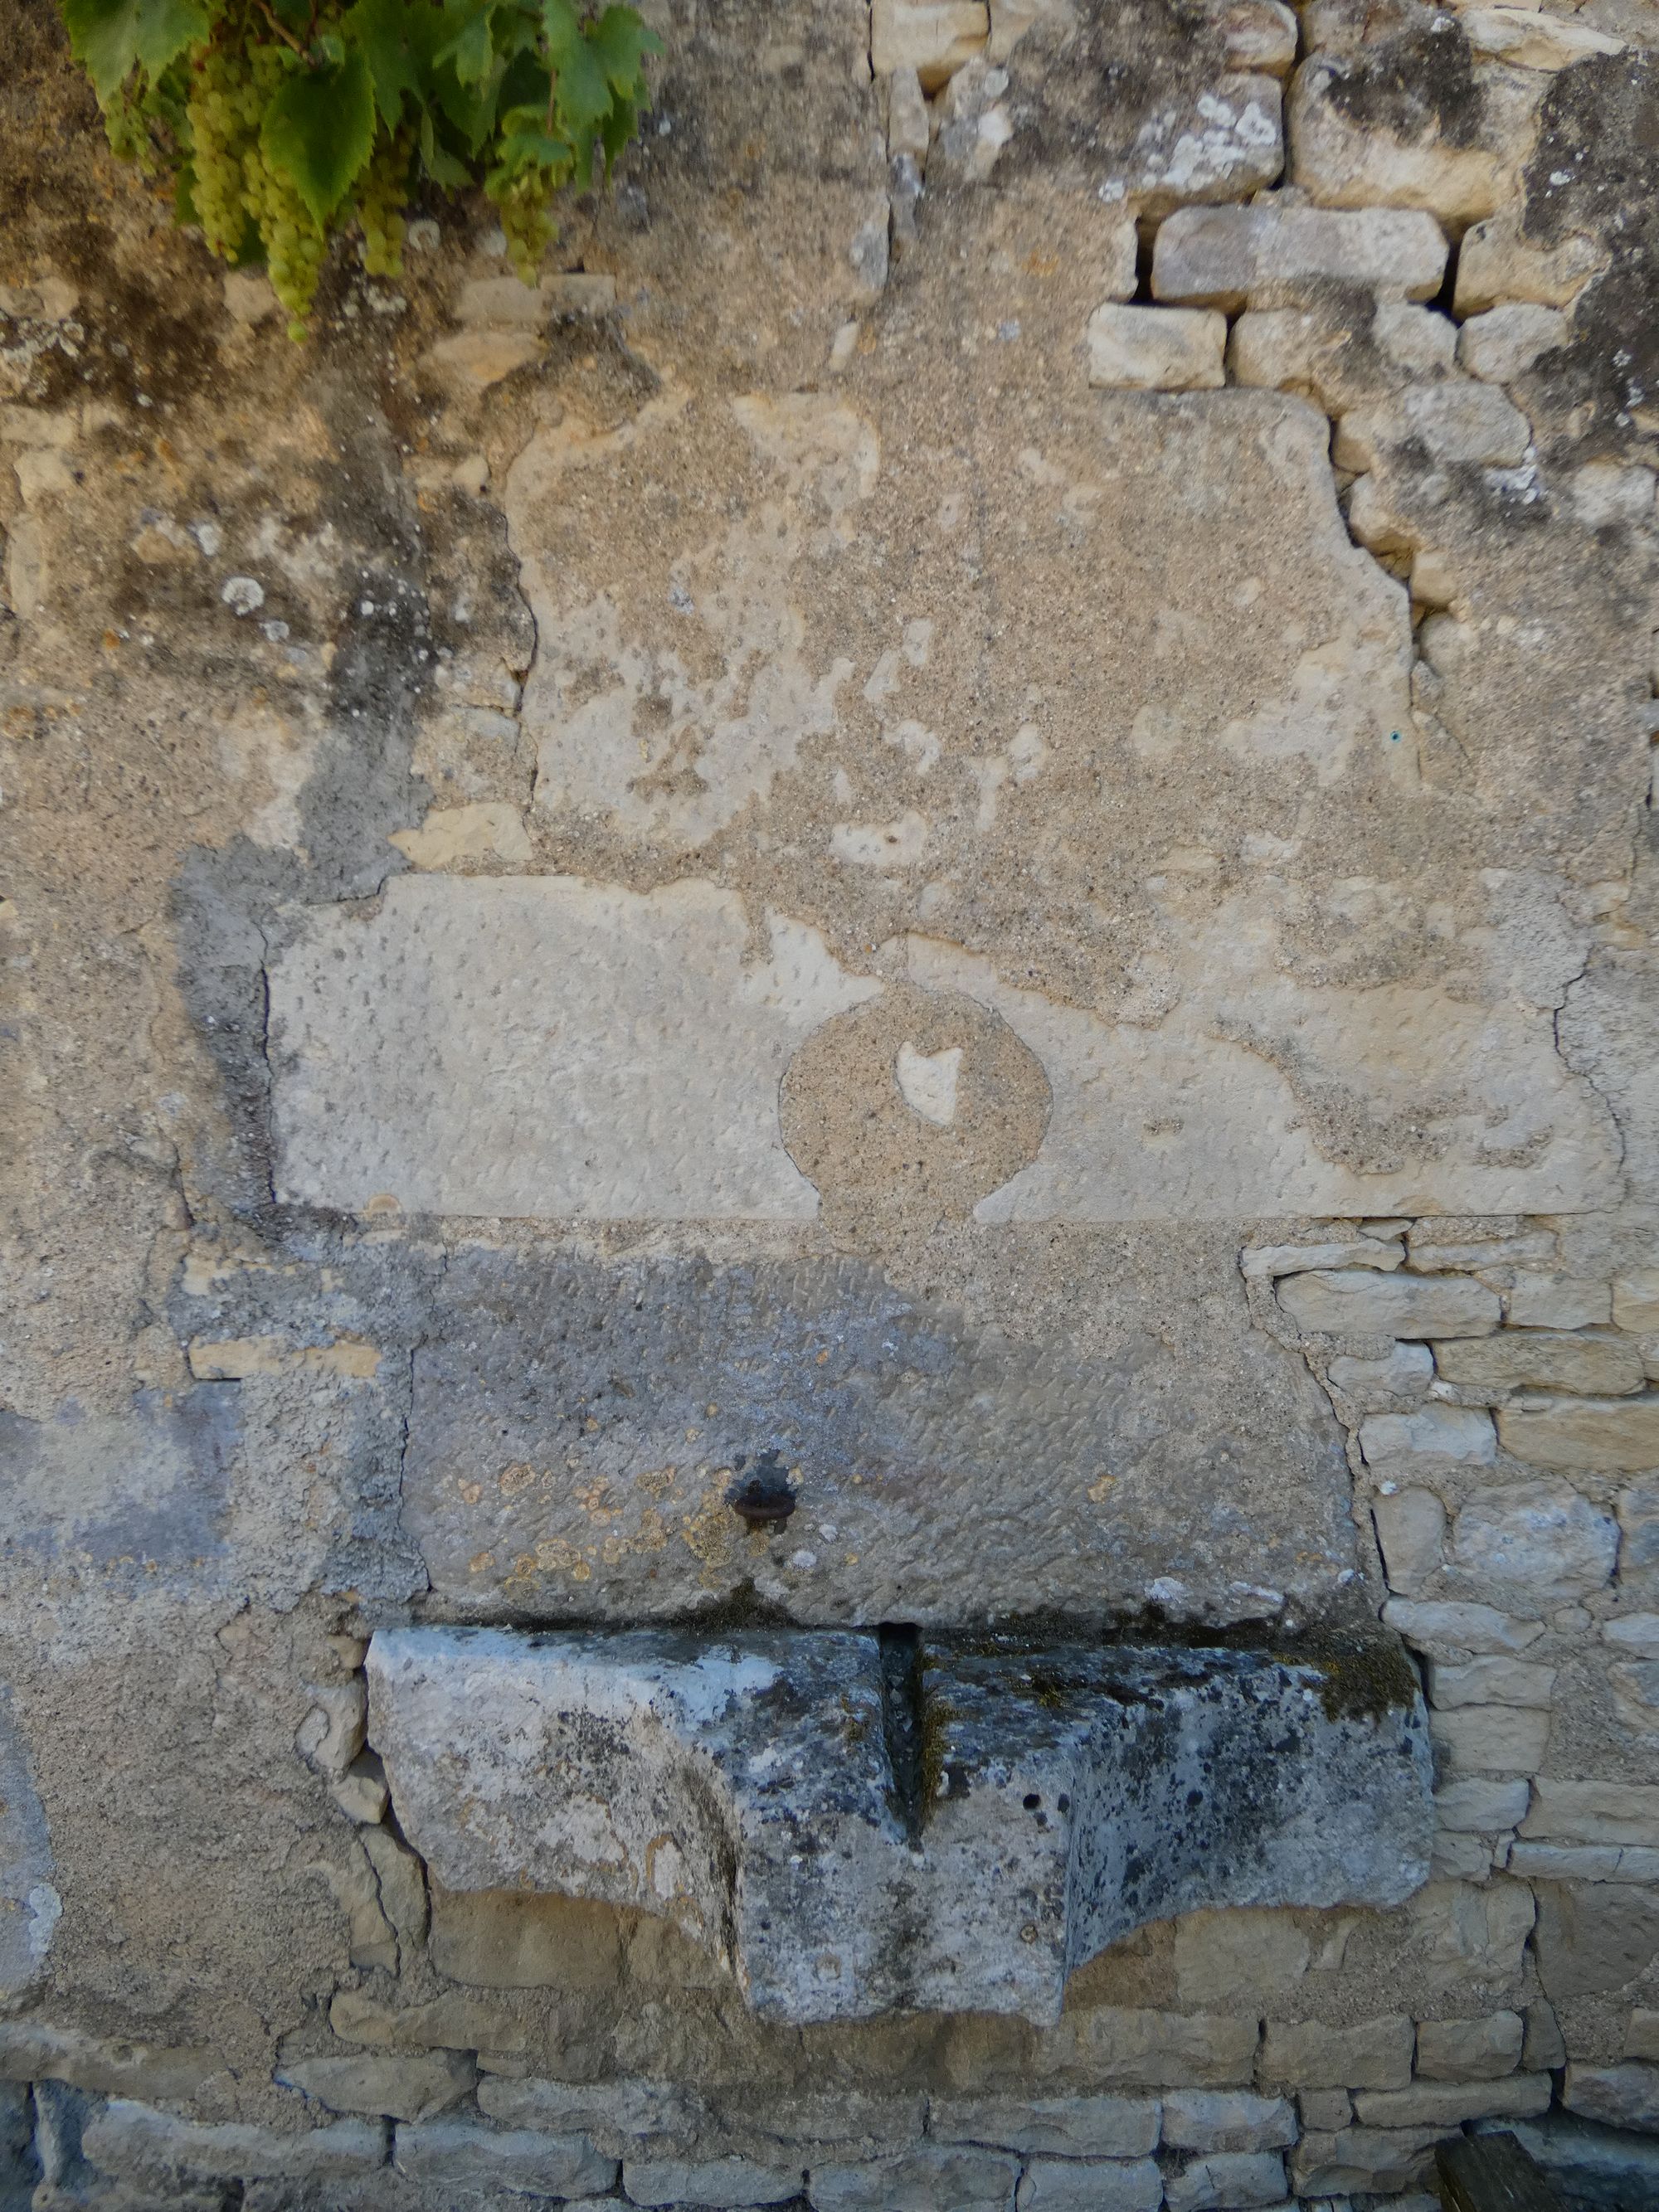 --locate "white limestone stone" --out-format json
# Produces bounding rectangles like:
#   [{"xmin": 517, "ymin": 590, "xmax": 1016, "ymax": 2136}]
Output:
[
  {"xmin": 1414, "ymin": 2013, "xmax": 1524, "ymax": 2082},
  {"xmin": 1520, "ymin": 1778, "xmax": 1659, "ymax": 1848},
  {"xmin": 269, "ymin": 874, "xmax": 879, "ymax": 1221},
  {"xmin": 1241, "ymin": 1239, "xmax": 1404, "ymax": 1278},
  {"xmin": 1433, "ymin": 1778, "xmax": 1532, "ymax": 1834},
  {"xmin": 392, "ymin": 2121, "xmax": 617, "ymax": 2196},
  {"xmin": 79, "ymin": 2105, "xmax": 387, "ymax": 2188},
  {"xmin": 1016, "ymin": 2156, "xmax": 1164, "ymax": 2212},
  {"xmin": 1426, "ymin": 1659, "xmax": 1556, "ymax": 1709},
  {"xmin": 1384, "ymin": 1600, "xmax": 1545, "ymax": 1657},
  {"xmin": 1452, "ymin": 1481, "xmax": 1618, "ymax": 1602},
  {"xmin": 1161, "ymin": 2092, "xmax": 1297, "ymax": 2154},
  {"xmin": 1453, "ymin": 205, "xmax": 1607, "ymax": 314},
  {"xmin": 1152, "ymin": 204, "xmax": 1447, "ymax": 310},
  {"xmin": 1497, "ymin": 1394, "xmax": 1659, "ymax": 1473},
  {"xmin": 1335, "ymin": 383, "xmax": 1533, "ymax": 471},
  {"xmin": 814, "ymin": 2147, "xmax": 1021, "ymax": 2210},
  {"xmin": 1561, "ymin": 2064, "xmax": 1659, "ymax": 2133},
  {"xmin": 1258, "ymin": 2016, "xmax": 1414, "ymax": 2092},
  {"xmin": 275, "ymin": 2052, "xmax": 474, "ymax": 2122},
  {"xmin": 928, "ymin": 2096, "xmax": 1160, "ymax": 2158},
  {"xmin": 1279, "ymin": 1271, "xmax": 1501, "ymax": 1339},
  {"xmin": 626, "ymin": 2153, "xmax": 803, "ymax": 2205},
  {"xmin": 1459, "ymin": 8, "xmax": 1624, "ymax": 68},
  {"xmin": 1373, "ymin": 1489, "xmax": 1447, "ymax": 1597},
  {"xmin": 871, "ymin": 0, "xmax": 987, "ymax": 85},
  {"xmin": 1165, "ymin": 2150, "xmax": 1287, "ymax": 2211},
  {"xmin": 1352, "ymin": 2076, "xmax": 1551, "ymax": 2127},
  {"xmin": 1220, "ymin": 0, "xmax": 1298, "ymax": 75},
  {"xmin": 1616, "ymin": 1272, "xmax": 1659, "ymax": 1332},
  {"xmin": 1607, "ymin": 1615, "xmax": 1659, "ymax": 1658},
  {"xmin": 1433, "ymin": 1330, "xmax": 1645, "ymax": 1398},
  {"xmin": 1457, "ymin": 304, "xmax": 1569, "ymax": 383},
  {"xmin": 1506, "ymin": 1276, "xmax": 1613, "ymax": 1329},
  {"xmin": 1361, "ymin": 1406, "xmax": 1496, "ymax": 1466},
  {"xmin": 1329, "ymin": 1344, "xmax": 1435, "ymax": 1401},
  {"xmin": 1429, "ymin": 1704, "xmax": 1550, "ymax": 1774},
  {"xmin": 1086, "ymin": 305, "xmax": 1228, "ymax": 391},
  {"xmin": 1288, "ymin": 55, "xmax": 1541, "ymax": 226}
]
